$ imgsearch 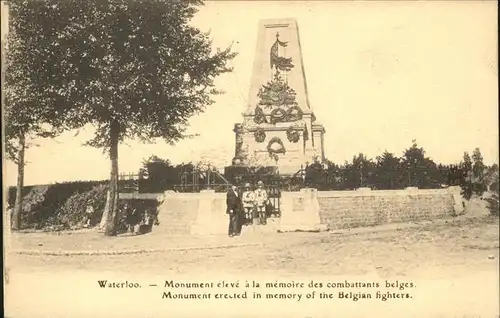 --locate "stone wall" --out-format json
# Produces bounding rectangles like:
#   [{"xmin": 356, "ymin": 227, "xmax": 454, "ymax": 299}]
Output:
[
  {"xmin": 316, "ymin": 187, "xmax": 462, "ymax": 231},
  {"xmin": 121, "ymin": 186, "xmax": 463, "ymax": 235},
  {"xmin": 156, "ymin": 192, "xmax": 201, "ymax": 235}
]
